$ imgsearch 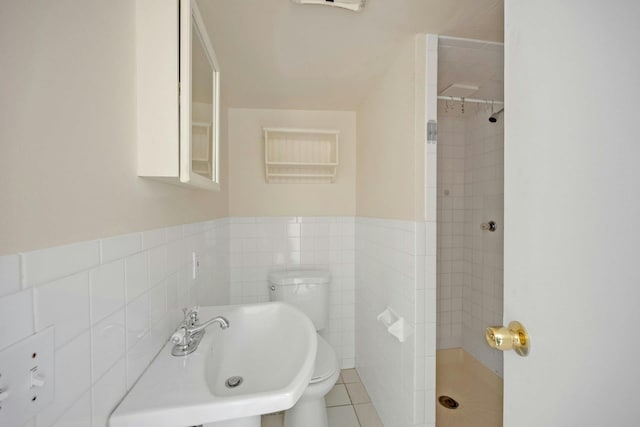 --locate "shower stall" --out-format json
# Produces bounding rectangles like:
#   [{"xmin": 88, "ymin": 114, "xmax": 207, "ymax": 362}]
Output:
[{"xmin": 431, "ymin": 35, "xmax": 505, "ymax": 427}]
